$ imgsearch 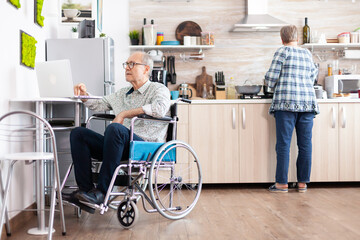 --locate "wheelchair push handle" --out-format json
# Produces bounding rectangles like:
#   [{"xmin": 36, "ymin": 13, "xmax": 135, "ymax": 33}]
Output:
[{"xmin": 177, "ymin": 98, "xmax": 191, "ymax": 104}]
